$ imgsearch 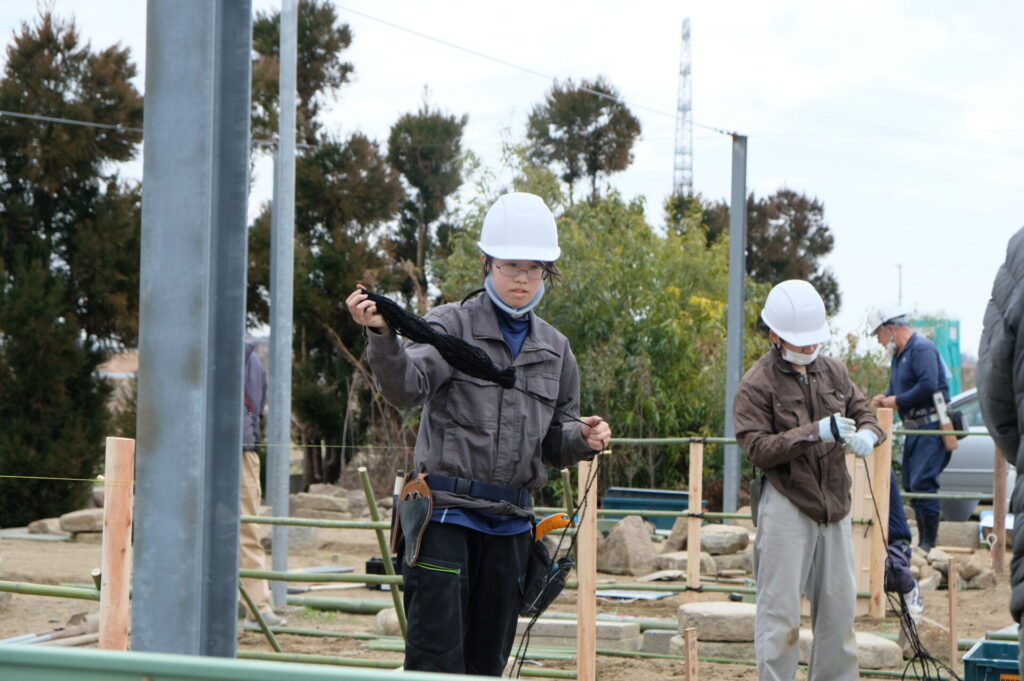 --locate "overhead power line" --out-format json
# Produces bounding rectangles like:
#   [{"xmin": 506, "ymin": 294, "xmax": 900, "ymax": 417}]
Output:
[
  {"xmin": 0, "ymin": 109, "xmax": 143, "ymax": 134},
  {"xmin": 335, "ymin": 4, "xmax": 737, "ymax": 136}
]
